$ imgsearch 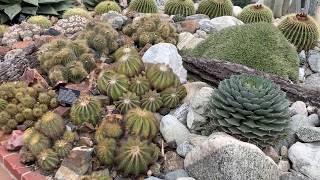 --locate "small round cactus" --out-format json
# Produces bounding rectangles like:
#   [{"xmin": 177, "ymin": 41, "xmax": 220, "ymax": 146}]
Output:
[
  {"xmin": 62, "ymin": 131, "xmax": 77, "ymax": 143},
  {"xmin": 38, "ymin": 92, "xmax": 51, "ymax": 105},
  {"xmin": 129, "ymin": 0, "xmax": 158, "ymax": 13},
  {"xmin": 37, "ymin": 112, "xmax": 65, "ymax": 139},
  {"xmin": 95, "ymin": 114, "xmax": 123, "ymax": 141},
  {"xmin": 96, "ymin": 138, "xmax": 116, "ymax": 165},
  {"xmin": 129, "ymin": 75, "xmax": 151, "ymax": 96},
  {"xmin": 27, "ymin": 15, "xmax": 52, "ymax": 28},
  {"xmin": 146, "ymin": 64, "xmax": 176, "ymax": 91},
  {"xmin": 48, "ymin": 65, "xmax": 67, "ymax": 85},
  {"xmin": 95, "ymin": 1, "xmax": 121, "ymax": 15},
  {"xmin": 115, "ymin": 54, "xmax": 144, "ymax": 77},
  {"xmin": 22, "ymin": 108, "xmax": 34, "ymax": 120},
  {"xmin": 79, "ymin": 53, "xmax": 96, "ymax": 73},
  {"xmin": 177, "ymin": 85, "xmax": 187, "ymax": 100},
  {"xmin": 66, "ymin": 61, "xmax": 89, "ymax": 83},
  {"xmin": 37, "ymin": 149, "xmax": 60, "ymax": 171},
  {"xmin": 141, "ymin": 91, "xmax": 163, "ymax": 112},
  {"xmin": 5, "ymin": 103, "xmax": 18, "ymax": 115},
  {"xmin": 238, "ymin": 4, "xmax": 273, "ymax": 23},
  {"xmin": 113, "ymin": 46, "xmax": 139, "ymax": 60},
  {"xmin": 164, "ymin": 0, "xmax": 195, "ymax": 17},
  {"xmin": 53, "ymin": 139, "xmax": 72, "ymax": 158},
  {"xmin": 197, "ymin": 0, "xmax": 233, "ymax": 18},
  {"xmin": 0, "ymin": 25, "xmax": 8, "ymax": 38},
  {"xmin": 0, "ymin": 98, "xmax": 8, "ymax": 111},
  {"xmin": 161, "ymin": 88, "xmax": 180, "ymax": 108},
  {"xmin": 21, "ymin": 96, "xmax": 36, "ymax": 108},
  {"xmin": 70, "ymin": 95, "xmax": 102, "ymax": 126},
  {"xmin": 115, "ymin": 92, "xmax": 141, "ymax": 114},
  {"xmin": 125, "ymin": 108, "xmax": 158, "ymax": 139},
  {"xmin": 63, "ymin": 7, "xmax": 92, "ymax": 19},
  {"xmin": 27, "ymin": 132, "xmax": 51, "ymax": 155},
  {"xmin": 97, "ymin": 71, "xmax": 129, "ymax": 100}
]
